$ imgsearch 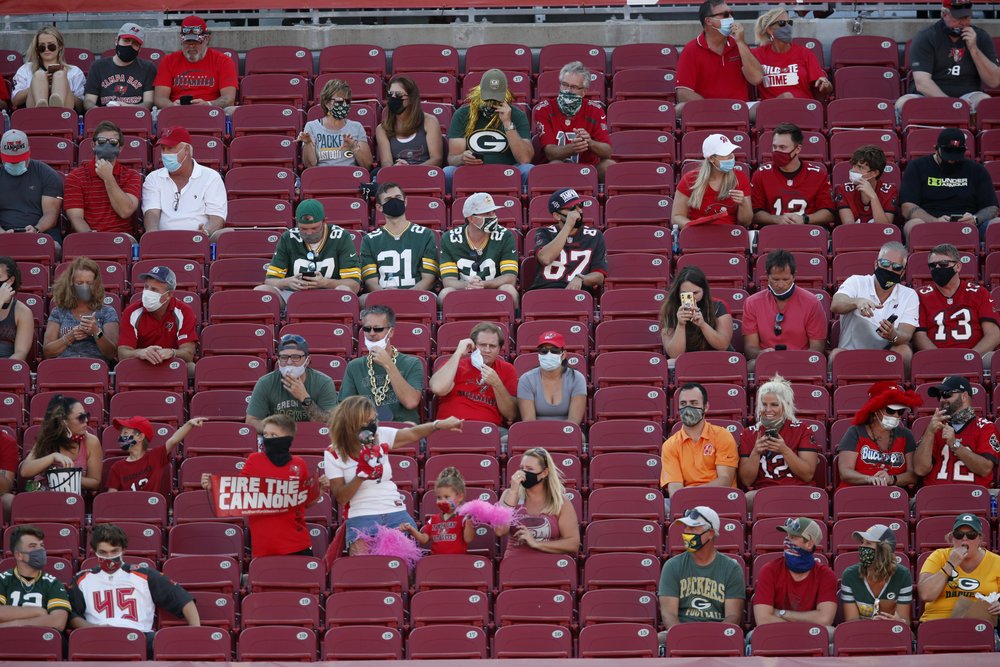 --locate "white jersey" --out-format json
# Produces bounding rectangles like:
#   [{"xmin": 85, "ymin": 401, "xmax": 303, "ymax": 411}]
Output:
[{"xmin": 69, "ymin": 564, "xmax": 192, "ymax": 632}]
